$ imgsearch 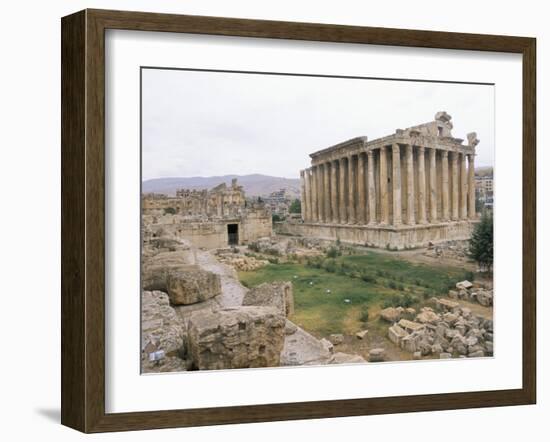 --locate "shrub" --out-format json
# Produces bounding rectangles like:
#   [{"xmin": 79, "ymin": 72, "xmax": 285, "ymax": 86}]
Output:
[
  {"xmin": 469, "ymin": 212, "xmax": 493, "ymax": 272},
  {"xmin": 326, "ymin": 246, "xmax": 341, "ymax": 259},
  {"xmin": 267, "ymin": 257, "xmax": 279, "ymax": 264},
  {"xmin": 361, "ymin": 273, "xmax": 376, "ymax": 284},
  {"xmin": 388, "ymin": 280, "xmax": 398, "ymax": 290},
  {"xmin": 322, "ymin": 258, "xmax": 337, "ymax": 273},
  {"xmin": 359, "ymin": 307, "xmax": 370, "ymax": 323},
  {"xmin": 163, "ymin": 207, "xmax": 176, "ymax": 215}
]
